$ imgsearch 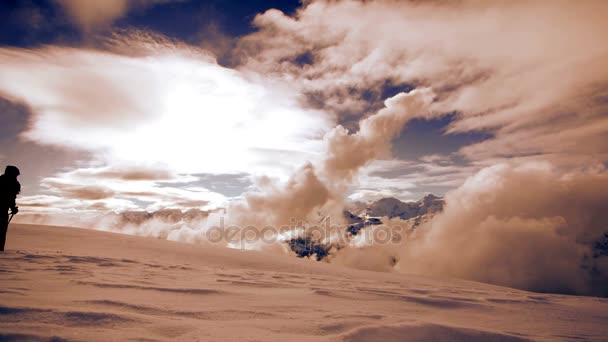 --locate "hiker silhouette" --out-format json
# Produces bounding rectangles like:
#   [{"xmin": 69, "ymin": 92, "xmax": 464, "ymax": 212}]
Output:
[{"xmin": 0, "ymin": 165, "xmax": 20, "ymax": 251}]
